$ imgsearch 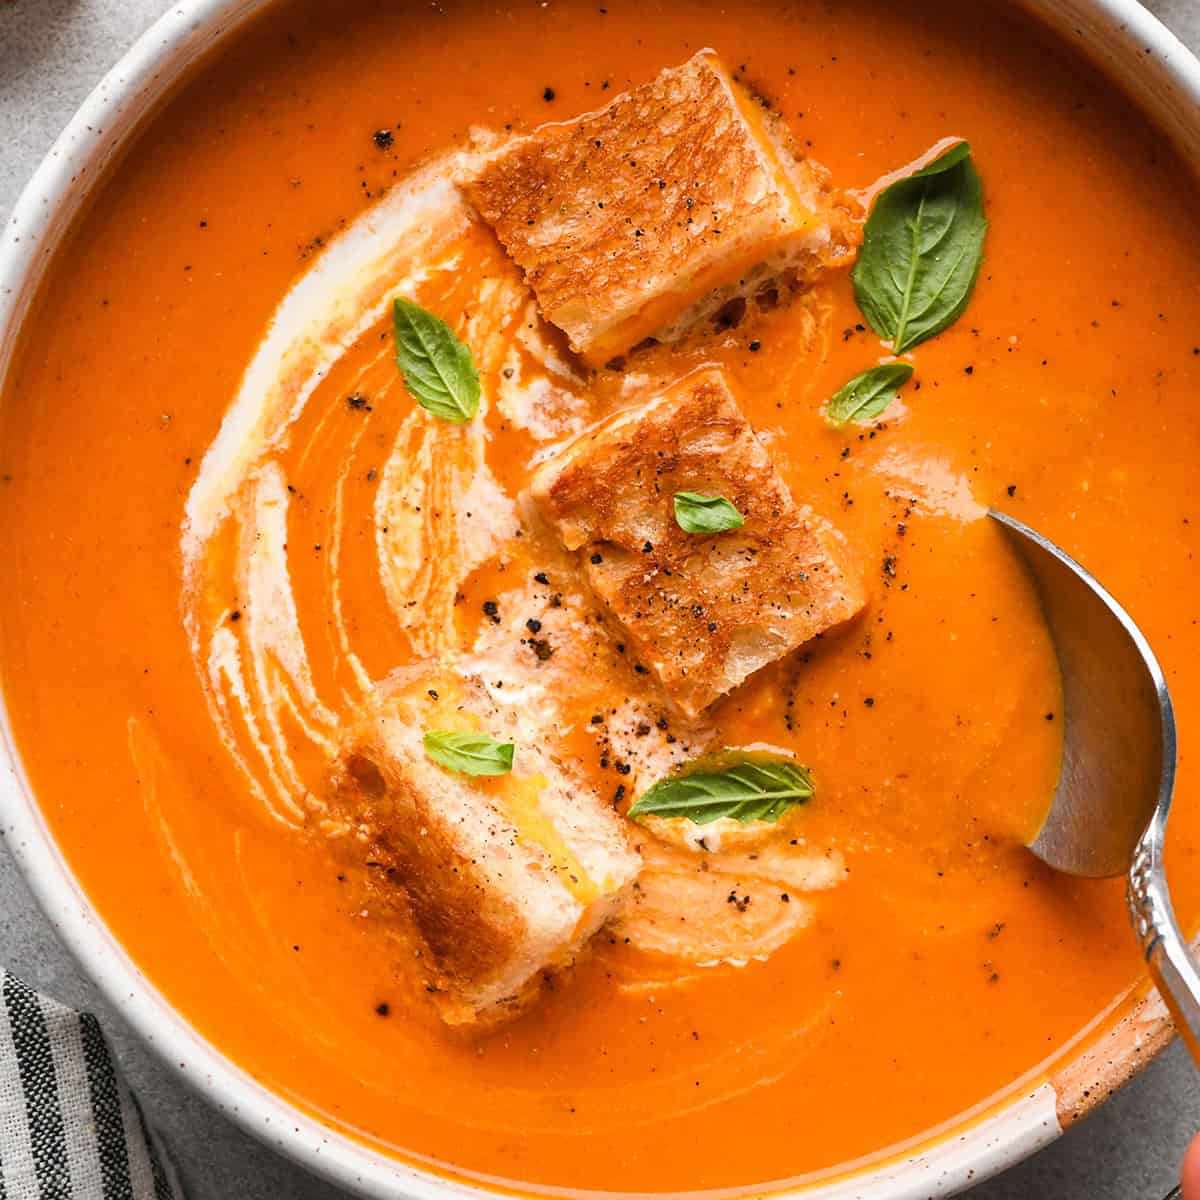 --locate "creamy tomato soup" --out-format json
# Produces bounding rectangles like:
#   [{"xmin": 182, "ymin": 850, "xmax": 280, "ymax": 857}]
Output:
[{"xmin": 2, "ymin": 0, "xmax": 1199, "ymax": 1192}]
